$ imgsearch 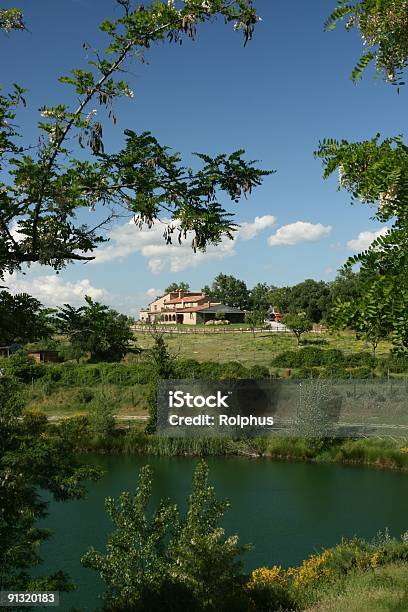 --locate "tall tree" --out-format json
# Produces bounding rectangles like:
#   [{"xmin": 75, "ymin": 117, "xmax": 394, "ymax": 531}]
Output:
[
  {"xmin": 0, "ymin": 1, "xmax": 269, "ymax": 281},
  {"xmin": 0, "ymin": 373, "xmax": 100, "ymax": 592},
  {"xmin": 269, "ymin": 280, "xmax": 330, "ymax": 323},
  {"xmin": 56, "ymin": 296, "xmax": 134, "ymax": 362},
  {"xmin": 0, "ymin": 291, "xmax": 54, "ymax": 345},
  {"xmin": 316, "ymin": 136, "xmax": 408, "ymax": 351},
  {"xmin": 329, "ymin": 269, "xmax": 363, "ymax": 304},
  {"xmin": 249, "ymin": 282, "xmax": 274, "ymax": 311},
  {"xmin": 82, "ymin": 461, "xmax": 247, "ymax": 611},
  {"xmin": 203, "ymin": 273, "xmax": 249, "ymax": 309},
  {"xmin": 317, "ymin": 3, "xmax": 408, "ymax": 351},
  {"xmin": 165, "ymin": 282, "xmax": 190, "ymax": 293}
]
